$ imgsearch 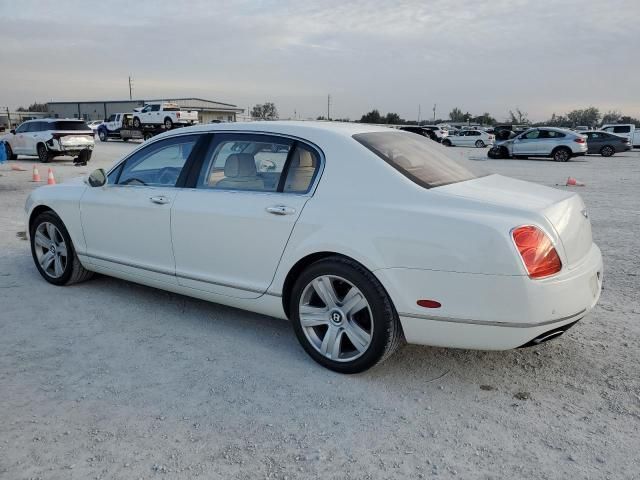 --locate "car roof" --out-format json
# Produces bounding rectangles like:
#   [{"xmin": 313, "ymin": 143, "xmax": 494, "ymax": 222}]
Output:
[
  {"xmin": 23, "ymin": 118, "xmax": 85, "ymax": 123},
  {"xmin": 160, "ymin": 121, "xmax": 394, "ymax": 140}
]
